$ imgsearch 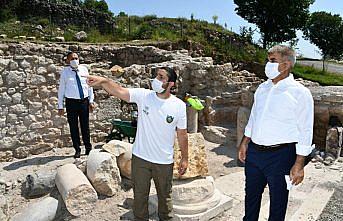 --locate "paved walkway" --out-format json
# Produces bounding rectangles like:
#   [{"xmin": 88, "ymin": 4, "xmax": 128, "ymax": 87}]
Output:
[
  {"xmin": 297, "ymin": 60, "xmax": 343, "ymax": 74},
  {"xmin": 212, "ymin": 161, "xmax": 343, "ymax": 221}
]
